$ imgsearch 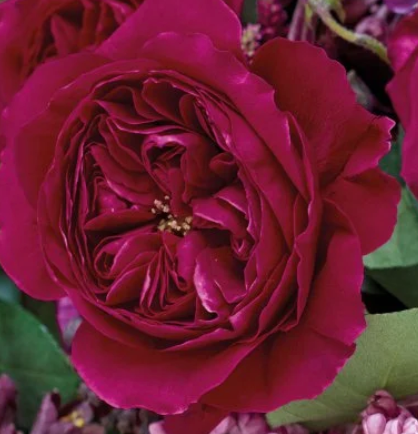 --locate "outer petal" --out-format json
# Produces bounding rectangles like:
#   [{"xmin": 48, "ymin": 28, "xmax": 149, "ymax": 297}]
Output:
[
  {"xmin": 251, "ymin": 38, "xmax": 386, "ymax": 186},
  {"xmin": 224, "ymin": 0, "xmax": 243, "ymax": 15},
  {"xmin": 325, "ymin": 169, "xmax": 400, "ymax": 255},
  {"xmin": 387, "ymin": 11, "xmax": 418, "ymax": 198},
  {"xmin": 2, "ymin": 52, "xmax": 108, "ymax": 139},
  {"xmin": 388, "ymin": 10, "xmax": 418, "ymax": 72},
  {"xmin": 397, "ymin": 57, "xmax": 418, "ymax": 198},
  {"xmin": 203, "ymin": 204, "xmax": 365, "ymax": 412},
  {"xmin": 160, "ymin": 405, "xmax": 227, "ymax": 434},
  {"xmin": 98, "ymin": 0, "xmax": 244, "ymax": 62},
  {"xmin": 0, "ymin": 146, "xmax": 64, "ymax": 300},
  {"xmin": 252, "ymin": 38, "xmax": 399, "ymax": 254},
  {"xmin": 0, "ymin": 0, "xmax": 20, "ymax": 106},
  {"xmin": 387, "ymin": 49, "xmax": 418, "ymax": 131},
  {"xmin": 72, "ymin": 322, "xmax": 257, "ymax": 414},
  {"xmin": 0, "ymin": 53, "xmax": 108, "ymax": 300}
]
